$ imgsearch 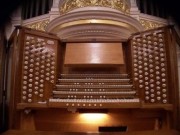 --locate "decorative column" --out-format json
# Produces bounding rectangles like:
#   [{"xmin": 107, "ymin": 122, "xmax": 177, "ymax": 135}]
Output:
[
  {"xmin": 49, "ymin": 0, "xmax": 61, "ymax": 21},
  {"xmin": 130, "ymin": 0, "xmax": 140, "ymax": 20}
]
